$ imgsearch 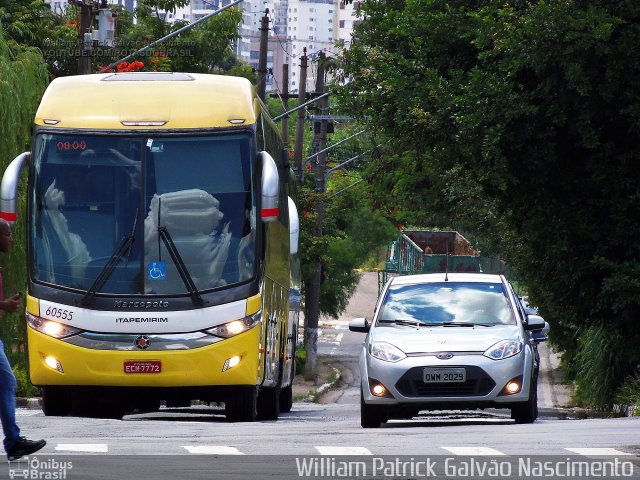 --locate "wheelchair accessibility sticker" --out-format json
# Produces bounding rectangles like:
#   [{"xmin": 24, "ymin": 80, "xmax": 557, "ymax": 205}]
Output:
[{"xmin": 147, "ymin": 261, "xmax": 167, "ymax": 280}]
